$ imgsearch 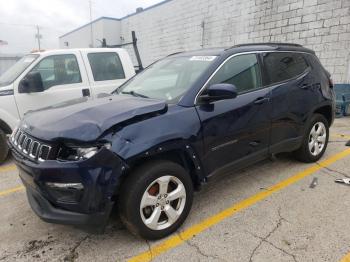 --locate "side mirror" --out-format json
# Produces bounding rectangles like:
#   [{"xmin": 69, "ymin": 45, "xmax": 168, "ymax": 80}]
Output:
[
  {"xmin": 199, "ymin": 83, "xmax": 238, "ymax": 103},
  {"xmin": 18, "ymin": 72, "xmax": 44, "ymax": 93}
]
